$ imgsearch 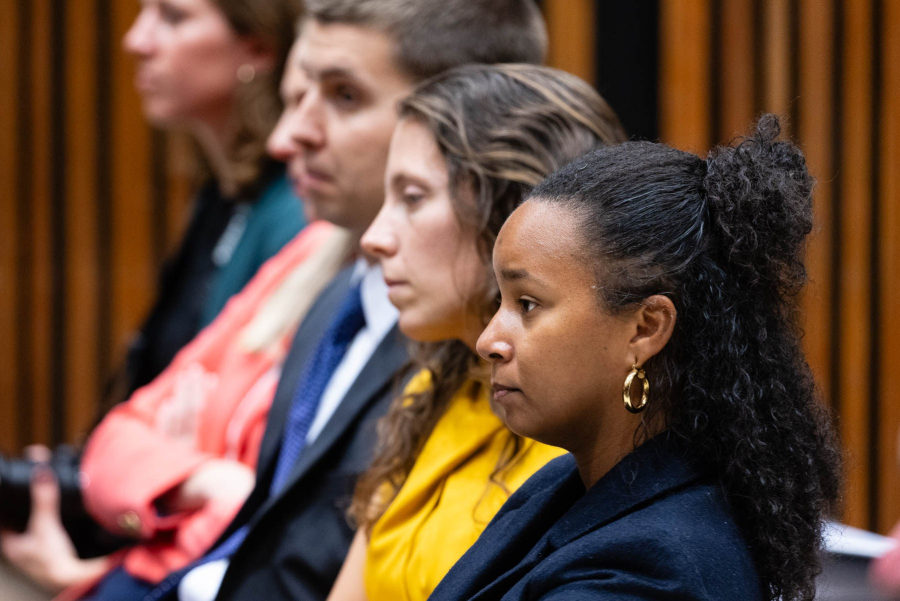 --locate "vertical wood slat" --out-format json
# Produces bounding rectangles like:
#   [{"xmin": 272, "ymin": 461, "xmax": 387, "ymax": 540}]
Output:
[
  {"xmin": 762, "ymin": 0, "xmax": 793, "ymax": 124},
  {"xmin": 719, "ymin": 0, "xmax": 756, "ymax": 141},
  {"xmin": 109, "ymin": 0, "xmax": 155, "ymax": 364},
  {"xmin": 659, "ymin": 0, "xmax": 711, "ymax": 153},
  {"xmin": 0, "ymin": 0, "xmax": 21, "ymax": 453},
  {"xmin": 65, "ymin": 0, "xmax": 101, "ymax": 443},
  {"xmin": 14, "ymin": 0, "xmax": 35, "ymax": 452},
  {"xmin": 877, "ymin": 0, "xmax": 900, "ymax": 534},
  {"xmin": 96, "ymin": 0, "xmax": 114, "ymax": 384},
  {"xmin": 29, "ymin": 0, "xmax": 54, "ymax": 446},
  {"xmin": 797, "ymin": 0, "xmax": 835, "ymax": 415},
  {"xmin": 837, "ymin": 0, "xmax": 874, "ymax": 530},
  {"xmin": 543, "ymin": 0, "xmax": 596, "ymax": 86}
]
